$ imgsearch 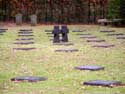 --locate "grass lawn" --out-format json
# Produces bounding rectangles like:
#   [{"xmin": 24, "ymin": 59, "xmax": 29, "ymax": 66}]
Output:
[{"xmin": 0, "ymin": 25, "xmax": 125, "ymax": 94}]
